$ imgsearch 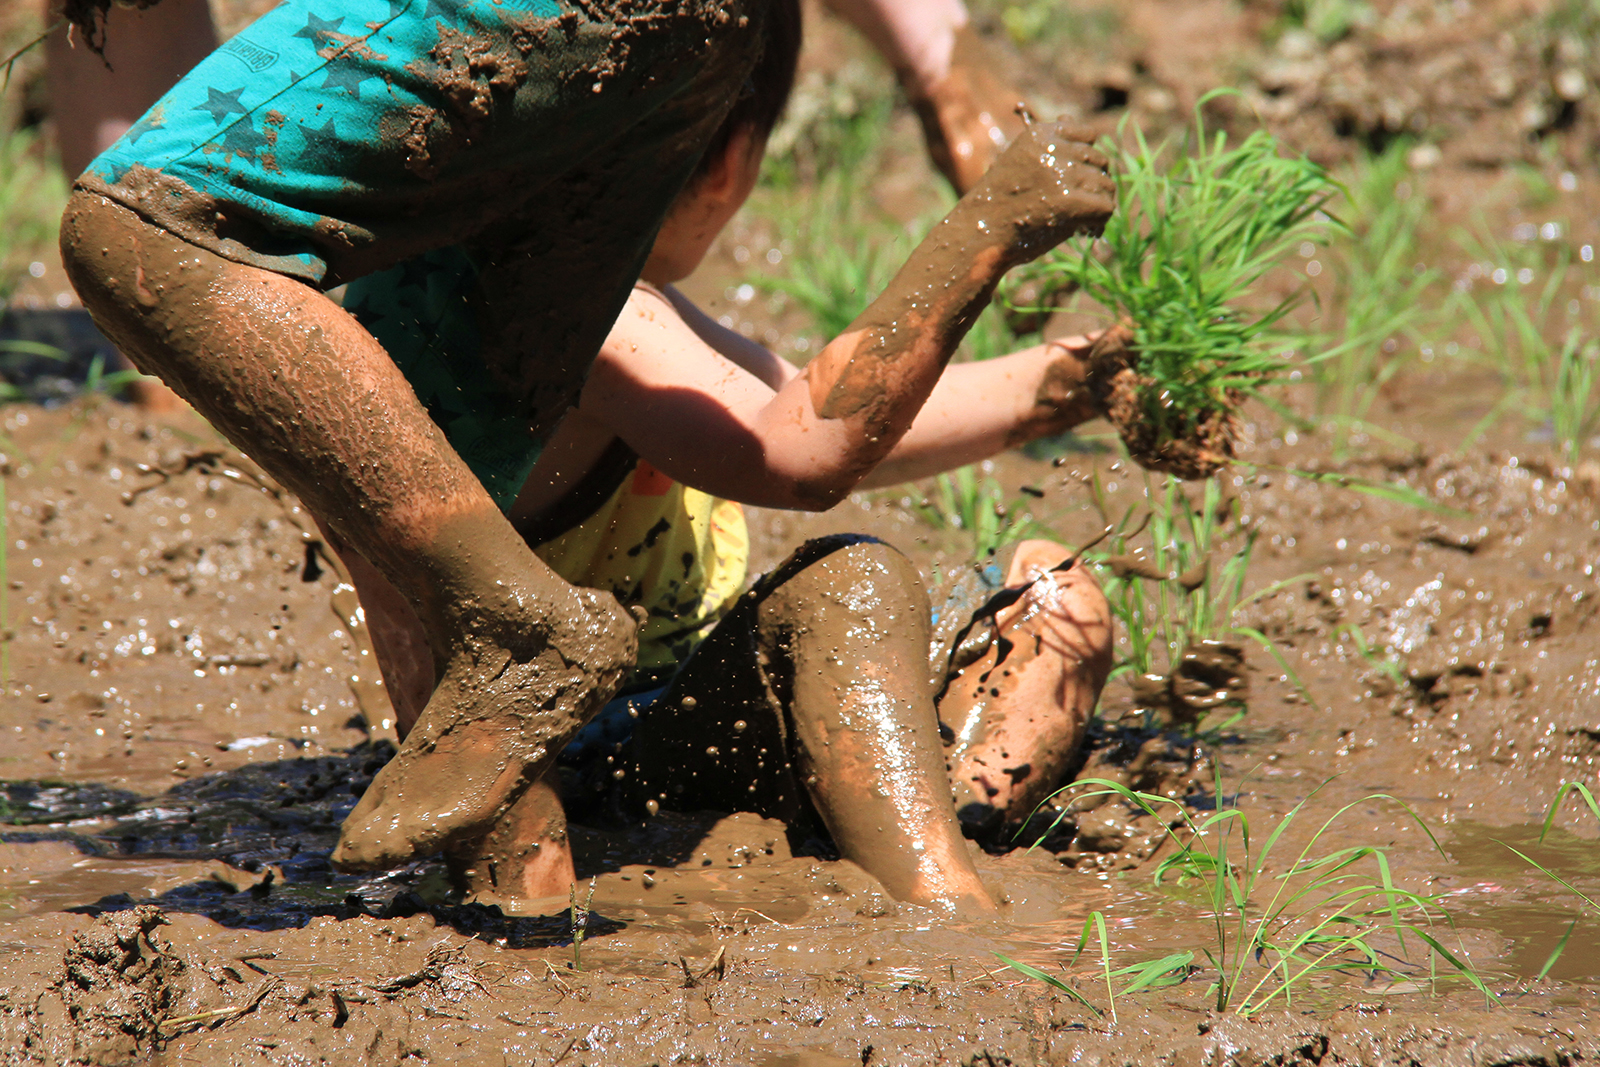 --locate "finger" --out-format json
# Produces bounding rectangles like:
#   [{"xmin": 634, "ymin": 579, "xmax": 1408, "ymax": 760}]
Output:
[
  {"xmin": 1045, "ymin": 120, "xmax": 1099, "ymax": 143},
  {"xmin": 1067, "ymin": 144, "xmax": 1111, "ymax": 172}
]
